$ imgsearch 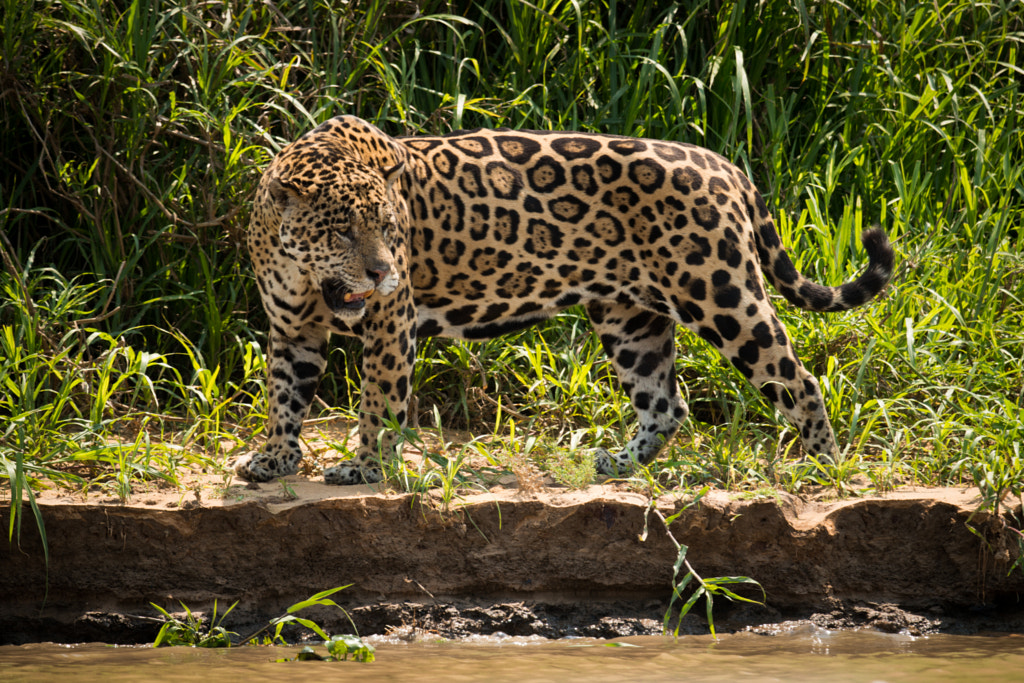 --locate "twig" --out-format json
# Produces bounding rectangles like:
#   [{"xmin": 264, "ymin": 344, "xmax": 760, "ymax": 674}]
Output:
[
  {"xmin": 98, "ymin": 146, "xmax": 242, "ymax": 232},
  {"xmin": 649, "ymin": 504, "xmax": 706, "ymax": 586},
  {"xmin": 74, "ymin": 261, "xmax": 125, "ymax": 330},
  {"xmin": 75, "ymin": 306, "xmax": 123, "ymax": 327},
  {"xmin": 469, "ymin": 386, "xmax": 529, "ymax": 421},
  {"xmin": 155, "ymin": 116, "xmax": 228, "ymax": 155},
  {"xmin": 143, "ymin": 229, "xmax": 237, "ymax": 247},
  {"xmin": 96, "ymin": 146, "xmax": 180, "ymax": 223}
]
